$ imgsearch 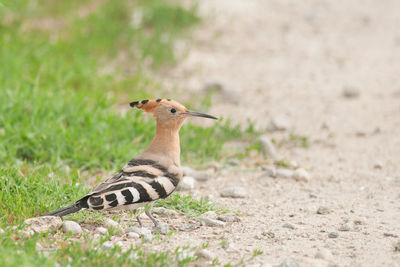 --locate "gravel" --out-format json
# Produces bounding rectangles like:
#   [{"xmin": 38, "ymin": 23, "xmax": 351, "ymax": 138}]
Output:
[
  {"xmin": 152, "ymin": 207, "xmax": 179, "ymax": 218},
  {"xmin": 328, "ymin": 231, "xmax": 339, "ymax": 238},
  {"xmin": 95, "ymin": 227, "xmax": 108, "ymax": 235},
  {"xmin": 181, "ymin": 166, "xmax": 210, "ymax": 181},
  {"xmin": 179, "ymin": 223, "xmax": 197, "ymax": 232},
  {"xmin": 316, "ymin": 206, "xmax": 330, "ymax": 215},
  {"xmin": 217, "ymin": 214, "xmax": 241, "ymax": 222},
  {"xmin": 338, "ymin": 221, "xmax": 356, "ymax": 231},
  {"xmin": 101, "ymin": 241, "xmax": 114, "ymax": 250},
  {"xmin": 199, "ymin": 217, "xmax": 226, "ymax": 227},
  {"xmin": 177, "ymin": 176, "xmax": 196, "ymax": 191},
  {"xmin": 267, "ymin": 116, "xmax": 292, "ymax": 131},
  {"xmin": 292, "ymin": 168, "xmax": 311, "ymax": 182},
  {"xmin": 126, "ymin": 226, "xmax": 152, "ymax": 241},
  {"xmin": 220, "ymin": 186, "xmax": 247, "ymax": 198},
  {"xmin": 383, "ymin": 232, "xmax": 398, "ymax": 238},
  {"xmin": 104, "ymin": 218, "xmax": 119, "ymax": 229},
  {"xmin": 195, "ymin": 249, "xmax": 213, "ymax": 260},
  {"xmin": 24, "ymin": 216, "xmax": 63, "ymax": 234},
  {"xmin": 153, "ymin": 223, "xmax": 169, "ymax": 234},
  {"xmin": 62, "ymin": 221, "xmax": 82, "ymax": 235},
  {"xmin": 276, "ymin": 169, "xmax": 294, "ymax": 179},
  {"xmin": 127, "ymin": 232, "xmax": 140, "ymax": 239},
  {"xmin": 259, "ymin": 135, "xmax": 279, "ymax": 159},
  {"xmin": 342, "ymin": 86, "xmax": 360, "ymax": 98},
  {"xmin": 282, "ymin": 223, "xmax": 295, "ymax": 229}
]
